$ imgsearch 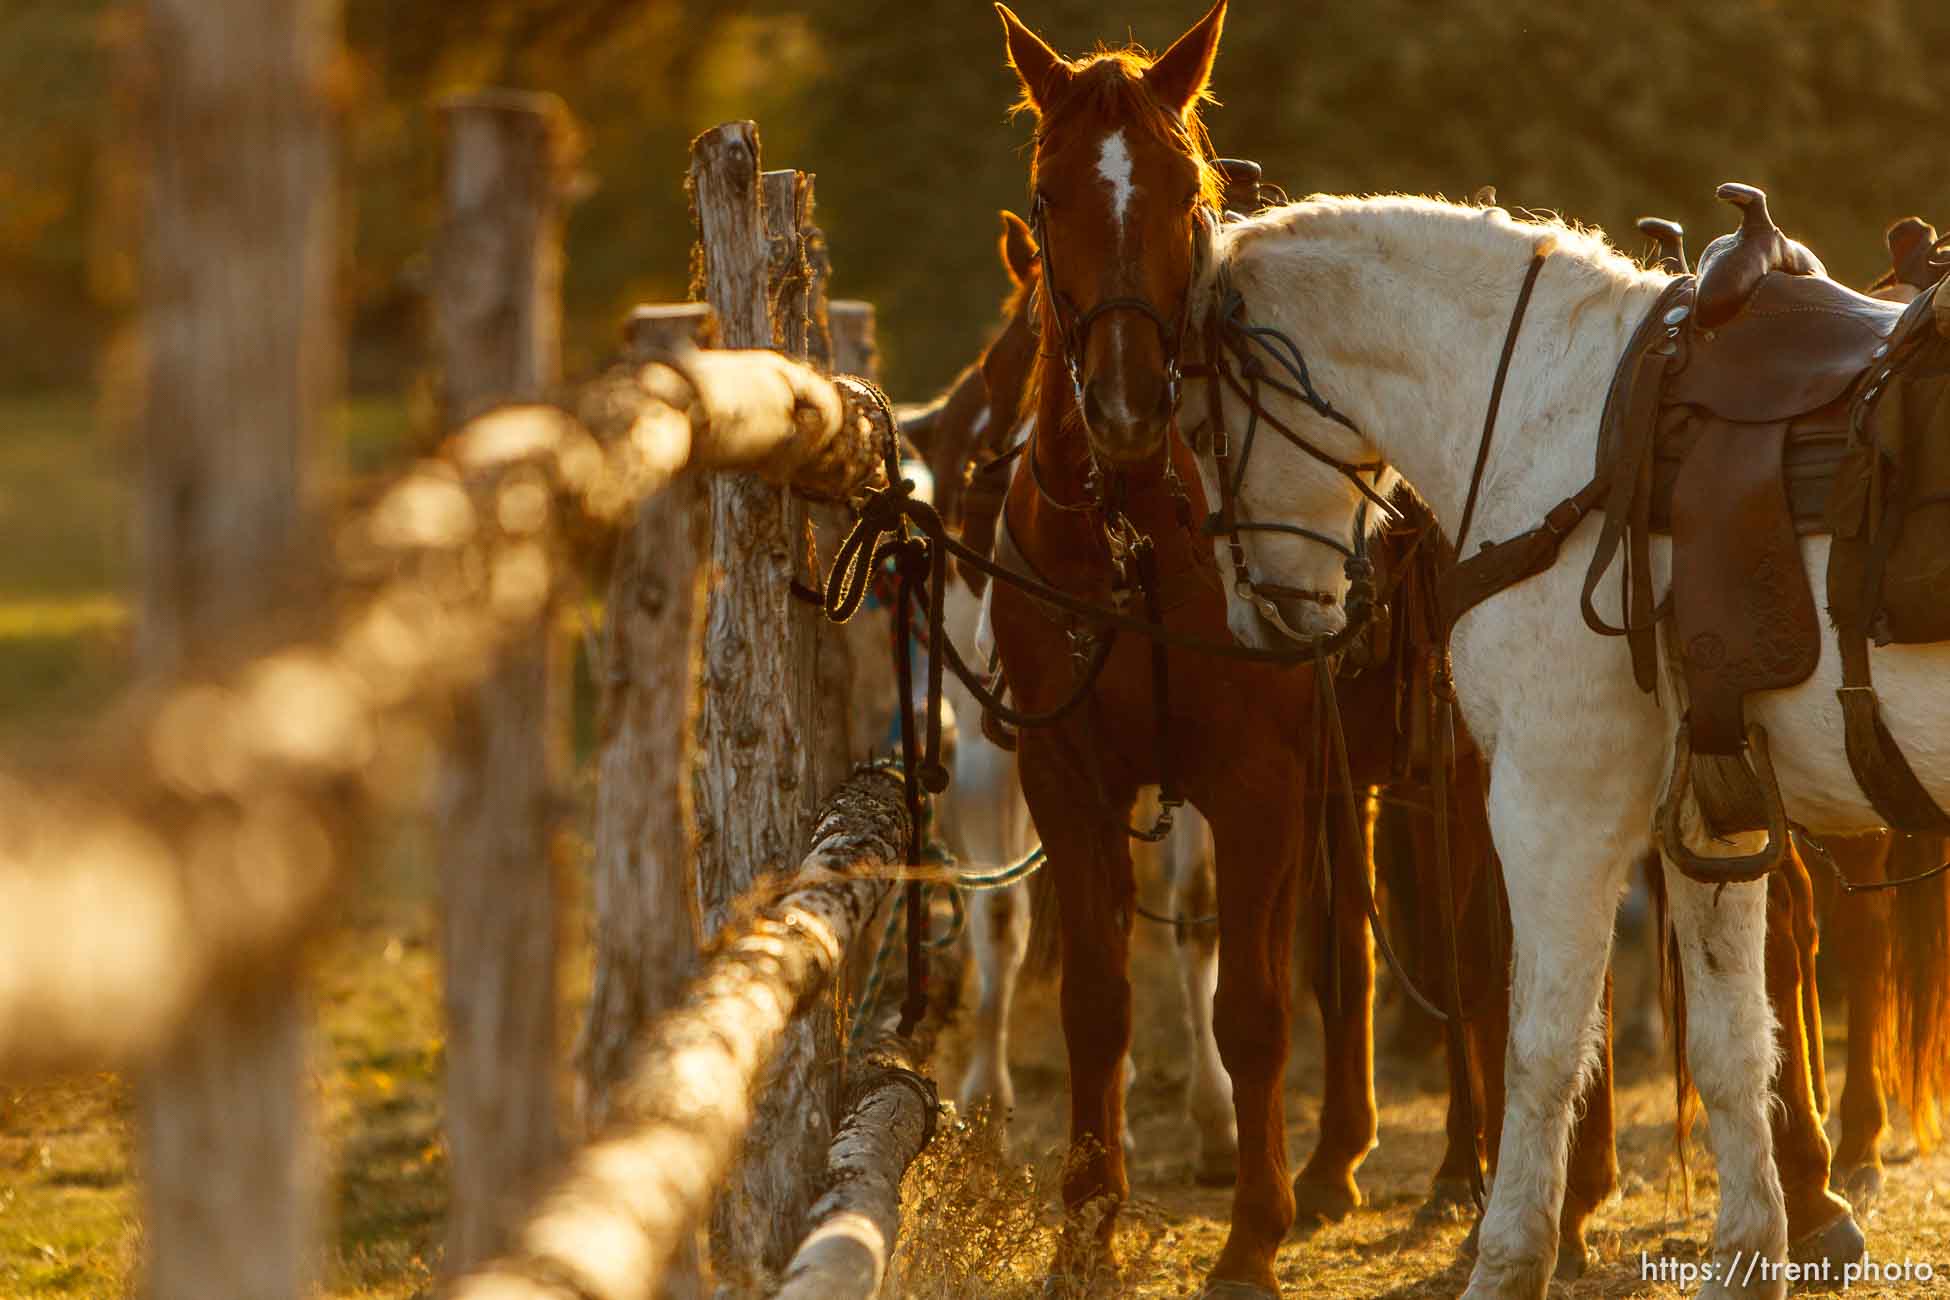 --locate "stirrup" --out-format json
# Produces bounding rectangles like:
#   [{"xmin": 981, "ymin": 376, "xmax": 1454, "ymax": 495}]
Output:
[{"xmin": 1656, "ymin": 721, "xmax": 1789, "ymax": 885}]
